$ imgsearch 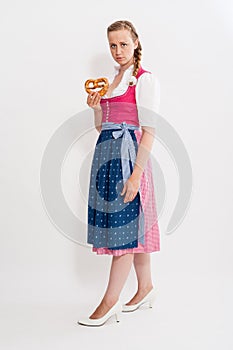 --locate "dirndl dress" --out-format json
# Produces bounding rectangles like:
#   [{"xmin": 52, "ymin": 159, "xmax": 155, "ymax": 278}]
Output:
[{"xmin": 87, "ymin": 66, "xmax": 160, "ymax": 256}]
